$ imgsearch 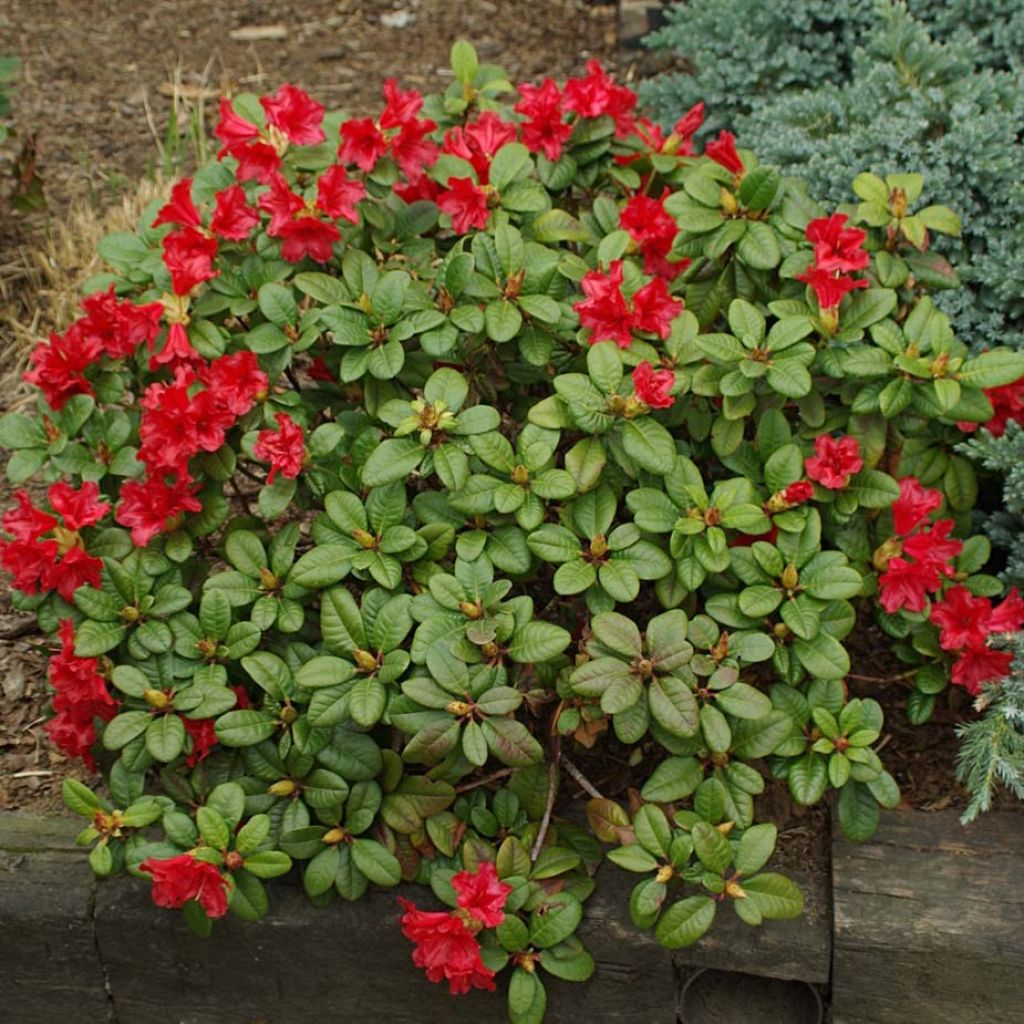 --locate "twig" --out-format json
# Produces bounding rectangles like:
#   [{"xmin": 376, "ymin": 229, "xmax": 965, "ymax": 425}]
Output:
[
  {"xmin": 530, "ymin": 757, "xmax": 560, "ymax": 862},
  {"xmin": 847, "ymin": 670, "xmax": 916, "ymax": 684},
  {"xmin": 561, "ymin": 755, "xmax": 605, "ymax": 800},
  {"xmin": 228, "ymin": 477, "xmax": 253, "ymax": 515},
  {"xmin": 285, "ymin": 366, "xmax": 303, "ymax": 393},
  {"xmin": 453, "ymin": 767, "xmax": 515, "ymax": 793}
]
